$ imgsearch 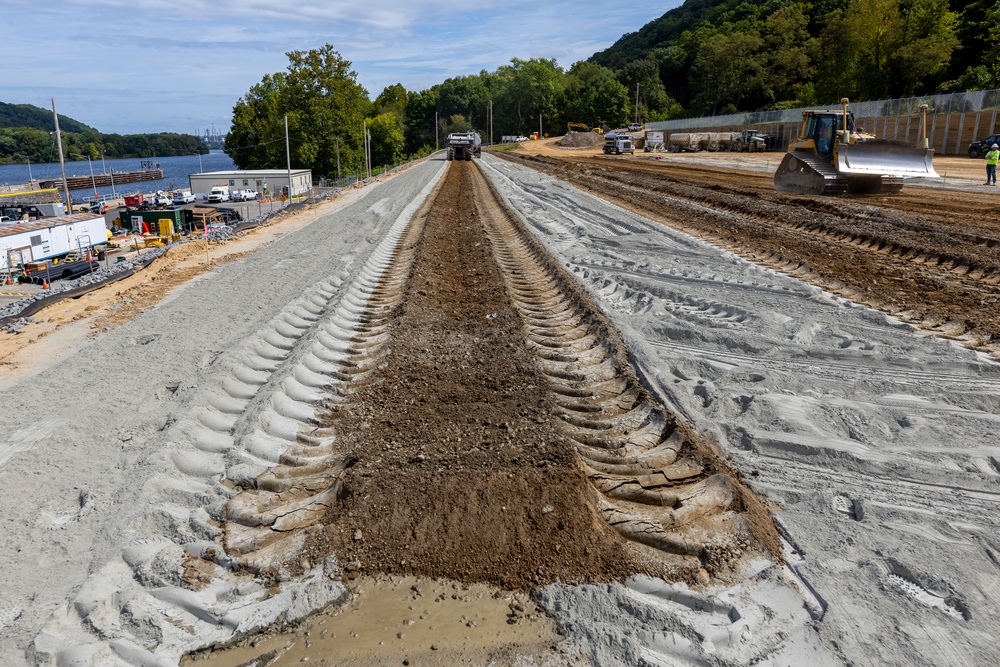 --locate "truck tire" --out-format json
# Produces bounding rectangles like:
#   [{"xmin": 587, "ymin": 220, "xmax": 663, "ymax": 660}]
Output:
[{"xmin": 969, "ymin": 147, "xmax": 981, "ymax": 158}]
